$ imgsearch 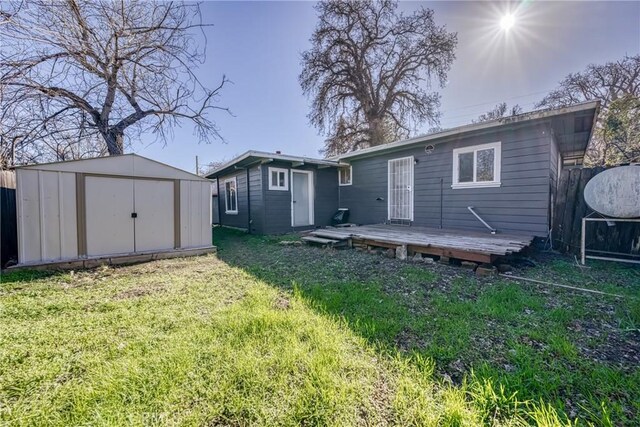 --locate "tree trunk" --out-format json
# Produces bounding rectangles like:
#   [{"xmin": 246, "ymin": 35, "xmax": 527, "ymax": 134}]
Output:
[
  {"xmin": 367, "ymin": 116, "xmax": 388, "ymax": 147},
  {"xmin": 101, "ymin": 130, "xmax": 124, "ymax": 155}
]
